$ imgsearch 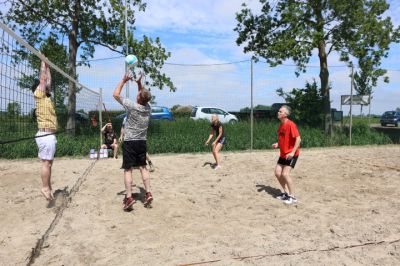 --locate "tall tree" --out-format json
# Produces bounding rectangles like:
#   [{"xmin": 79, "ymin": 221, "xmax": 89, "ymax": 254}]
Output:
[
  {"xmin": 277, "ymin": 80, "xmax": 324, "ymax": 127},
  {"xmin": 235, "ymin": 0, "xmax": 399, "ymax": 134},
  {"xmin": 353, "ymin": 55, "xmax": 389, "ymax": 114},
  {"xmin": 3, "ymin": 0, "xmax": 174, "ymax": 134}
]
